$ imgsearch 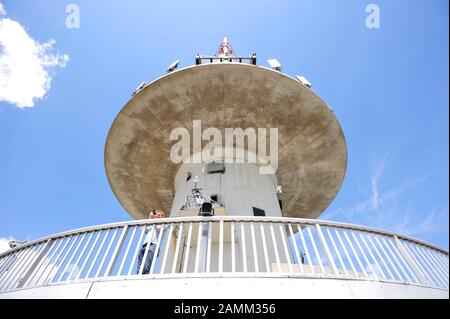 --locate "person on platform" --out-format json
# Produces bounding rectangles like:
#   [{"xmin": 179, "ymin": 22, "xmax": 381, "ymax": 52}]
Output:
[{"xmin": 137, "ymin": 210, "xmax": 166, "ymax": 275}]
